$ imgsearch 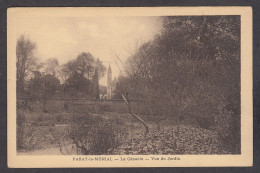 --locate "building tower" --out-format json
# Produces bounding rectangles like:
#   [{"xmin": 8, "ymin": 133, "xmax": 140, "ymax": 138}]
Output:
[{"xmin": 107, "ymin": 63, "xmax": 112, "ymax": 99}]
